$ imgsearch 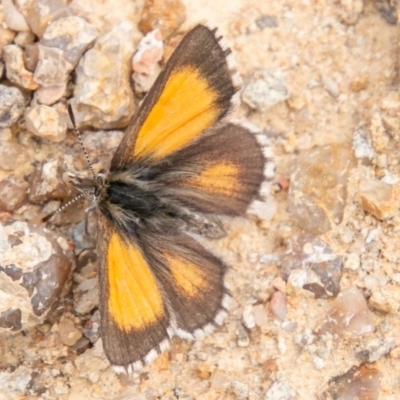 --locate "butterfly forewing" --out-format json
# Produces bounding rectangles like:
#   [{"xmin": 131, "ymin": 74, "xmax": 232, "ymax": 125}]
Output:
[
  {"xmin": 110, "ymin": 24, "xmax": 239, "ymax": 169},
  {"xmin": 156, "ymin": 122, "xmax": 268, "ymax": 216}
]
